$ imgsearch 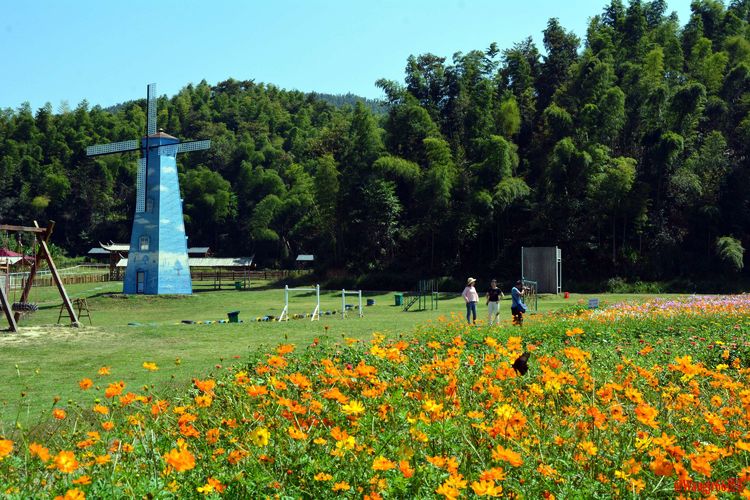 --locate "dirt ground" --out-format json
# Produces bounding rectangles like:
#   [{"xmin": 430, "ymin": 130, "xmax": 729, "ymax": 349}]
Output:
[{"xmin": 0, "ymin": 325, "xmax": 107, "ymax": 344}]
